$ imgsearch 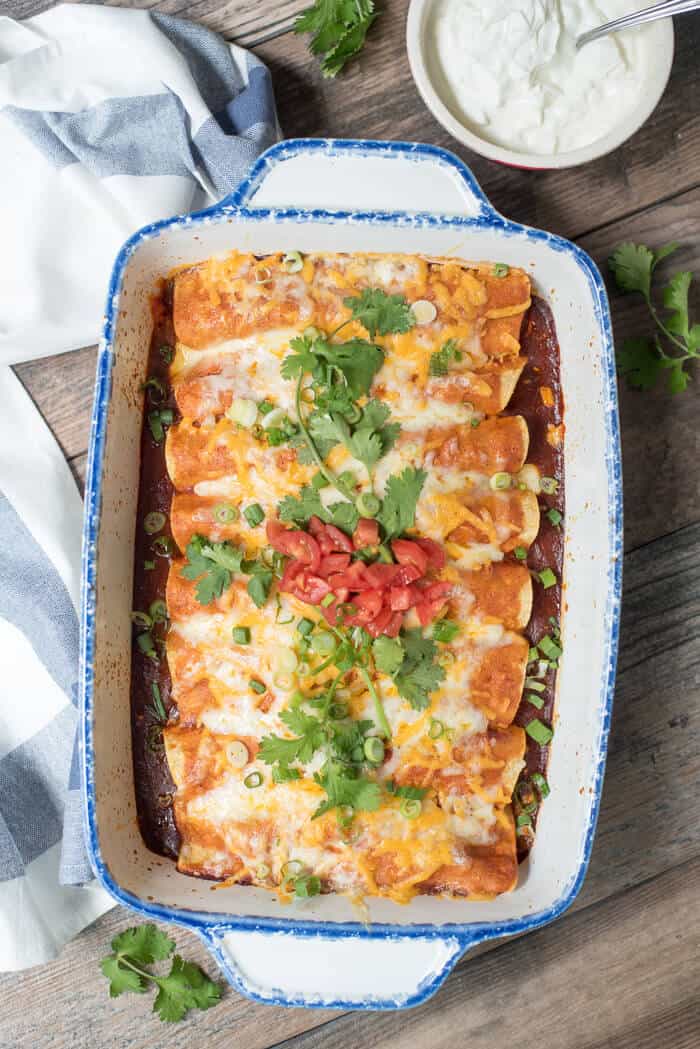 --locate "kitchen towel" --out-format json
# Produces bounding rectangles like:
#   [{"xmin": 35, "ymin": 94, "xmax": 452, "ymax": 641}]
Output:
[{"xmin": 0, "ymin": 4, "xmax": 279, "ymax": 970}]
